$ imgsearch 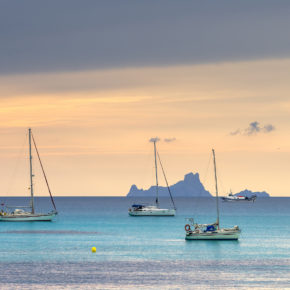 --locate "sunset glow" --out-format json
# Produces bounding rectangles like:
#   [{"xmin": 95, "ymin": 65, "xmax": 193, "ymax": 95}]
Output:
[{"xmin": 0, "ymin": 58, "xmax": 289, "ymax": 196}]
